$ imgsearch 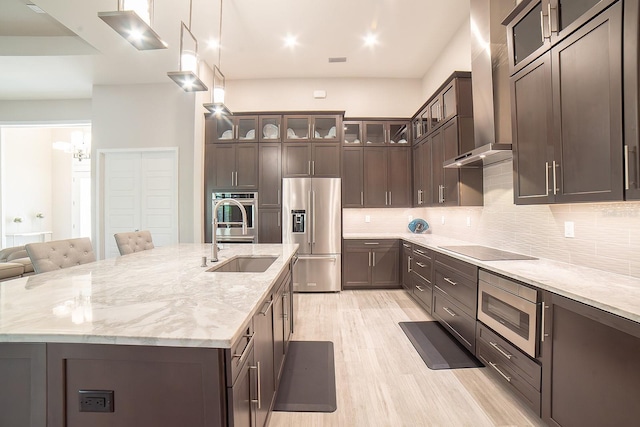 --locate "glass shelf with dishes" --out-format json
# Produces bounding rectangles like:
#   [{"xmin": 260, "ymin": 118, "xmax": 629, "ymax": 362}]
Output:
[{"xmin": 206, "ymin": 115, "xmax": 258, "ymax": 143}]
